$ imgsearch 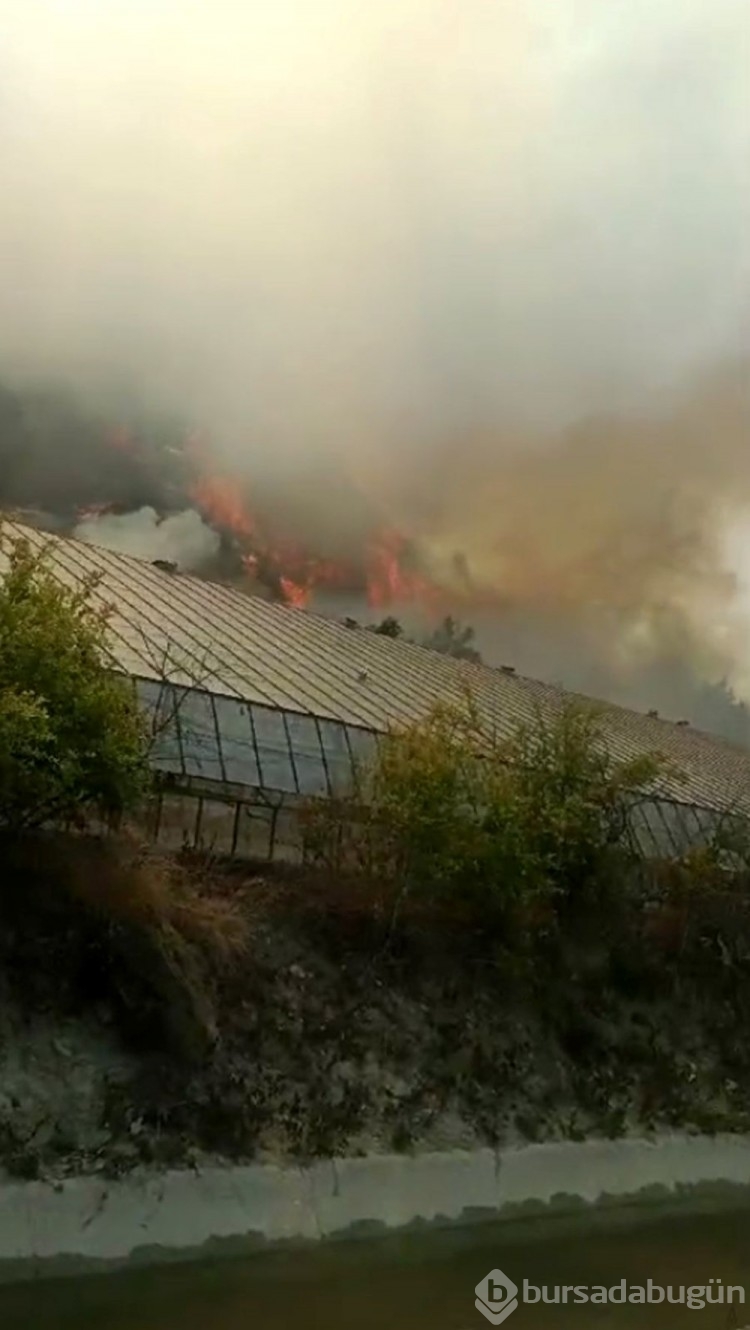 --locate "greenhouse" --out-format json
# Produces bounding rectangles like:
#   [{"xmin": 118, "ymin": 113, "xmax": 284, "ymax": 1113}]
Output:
[{"xmin": 4, "ymin": 520, "xmax": 749, "ymax": 864}]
